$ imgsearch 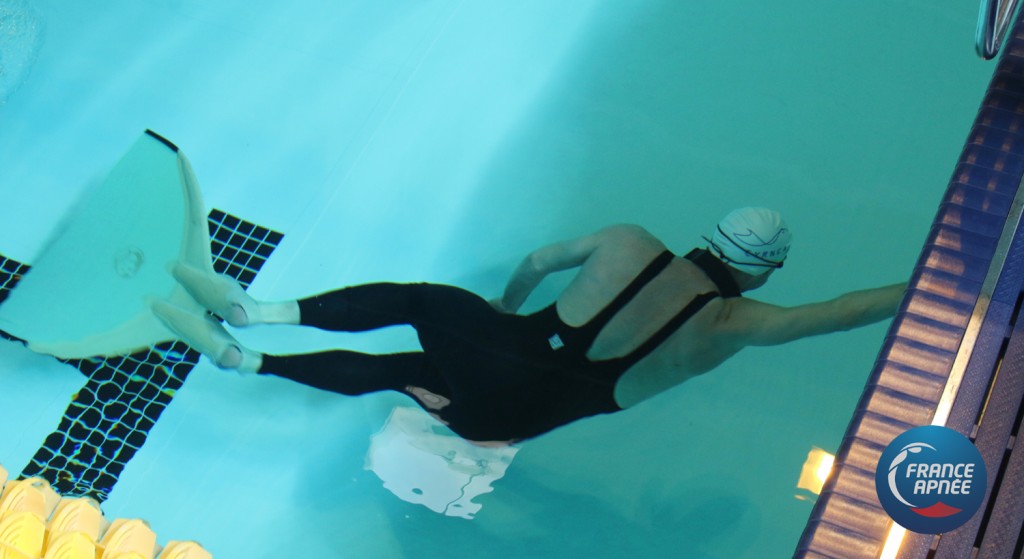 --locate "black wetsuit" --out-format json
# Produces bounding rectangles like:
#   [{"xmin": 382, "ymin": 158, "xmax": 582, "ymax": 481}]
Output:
[{"xmin": 259, "ymin": 248, "xmax": 741, "ymax": 441}]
